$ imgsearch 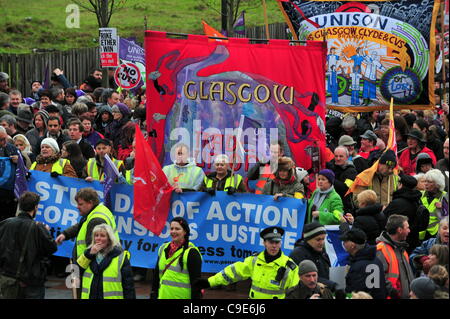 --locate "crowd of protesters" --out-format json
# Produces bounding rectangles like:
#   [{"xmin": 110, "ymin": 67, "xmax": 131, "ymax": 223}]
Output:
[{"xmin": 0, "ymin": 66, "xmax": 448, "ymax": 300}]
